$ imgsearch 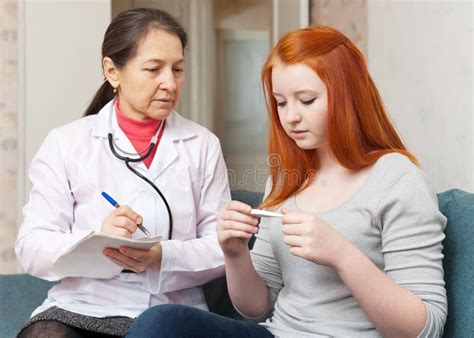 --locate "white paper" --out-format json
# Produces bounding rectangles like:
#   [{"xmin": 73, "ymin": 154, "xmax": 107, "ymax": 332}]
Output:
[{"xmin": 50, "ymin": 231, "xmax": 161, "ymax": 279}]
